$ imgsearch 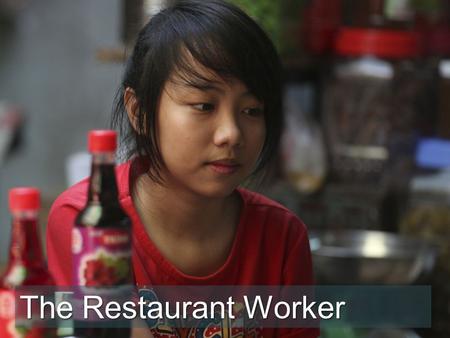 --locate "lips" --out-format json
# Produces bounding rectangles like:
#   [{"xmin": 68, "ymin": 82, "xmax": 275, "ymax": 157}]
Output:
[{"xmin": 207, "ymin": 159, "xmax": 241, "ymax": 175}]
